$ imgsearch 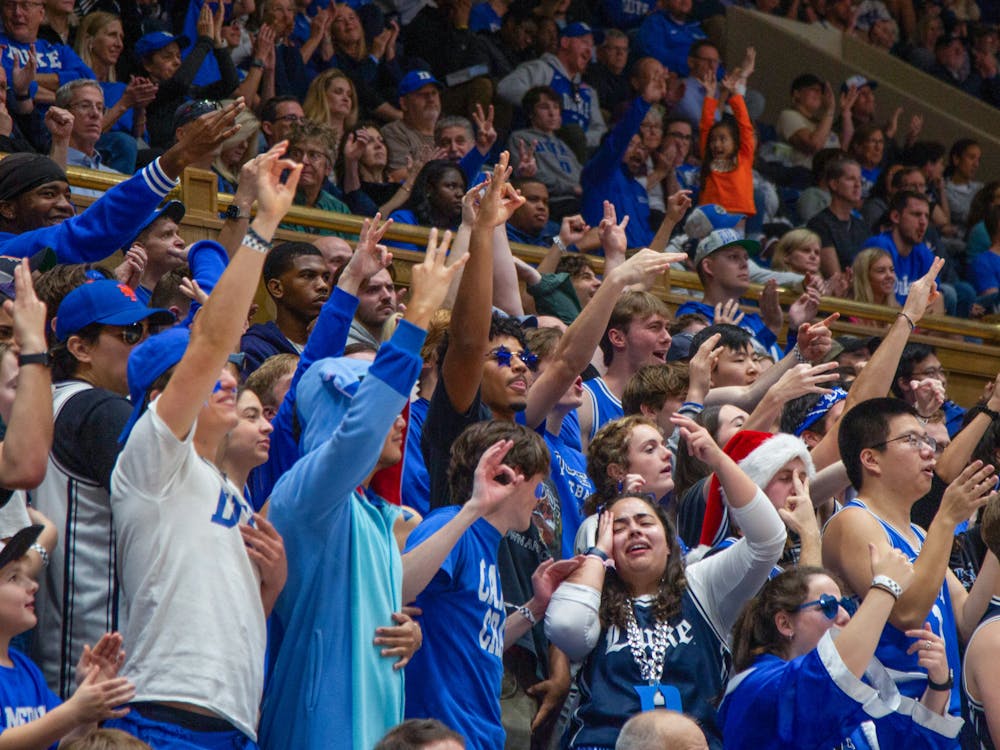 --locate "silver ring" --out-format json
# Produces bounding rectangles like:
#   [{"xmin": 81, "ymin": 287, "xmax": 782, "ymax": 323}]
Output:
[{"xmin": 924, "ymin": 640, "xmax": 932, "ymax": 650}]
